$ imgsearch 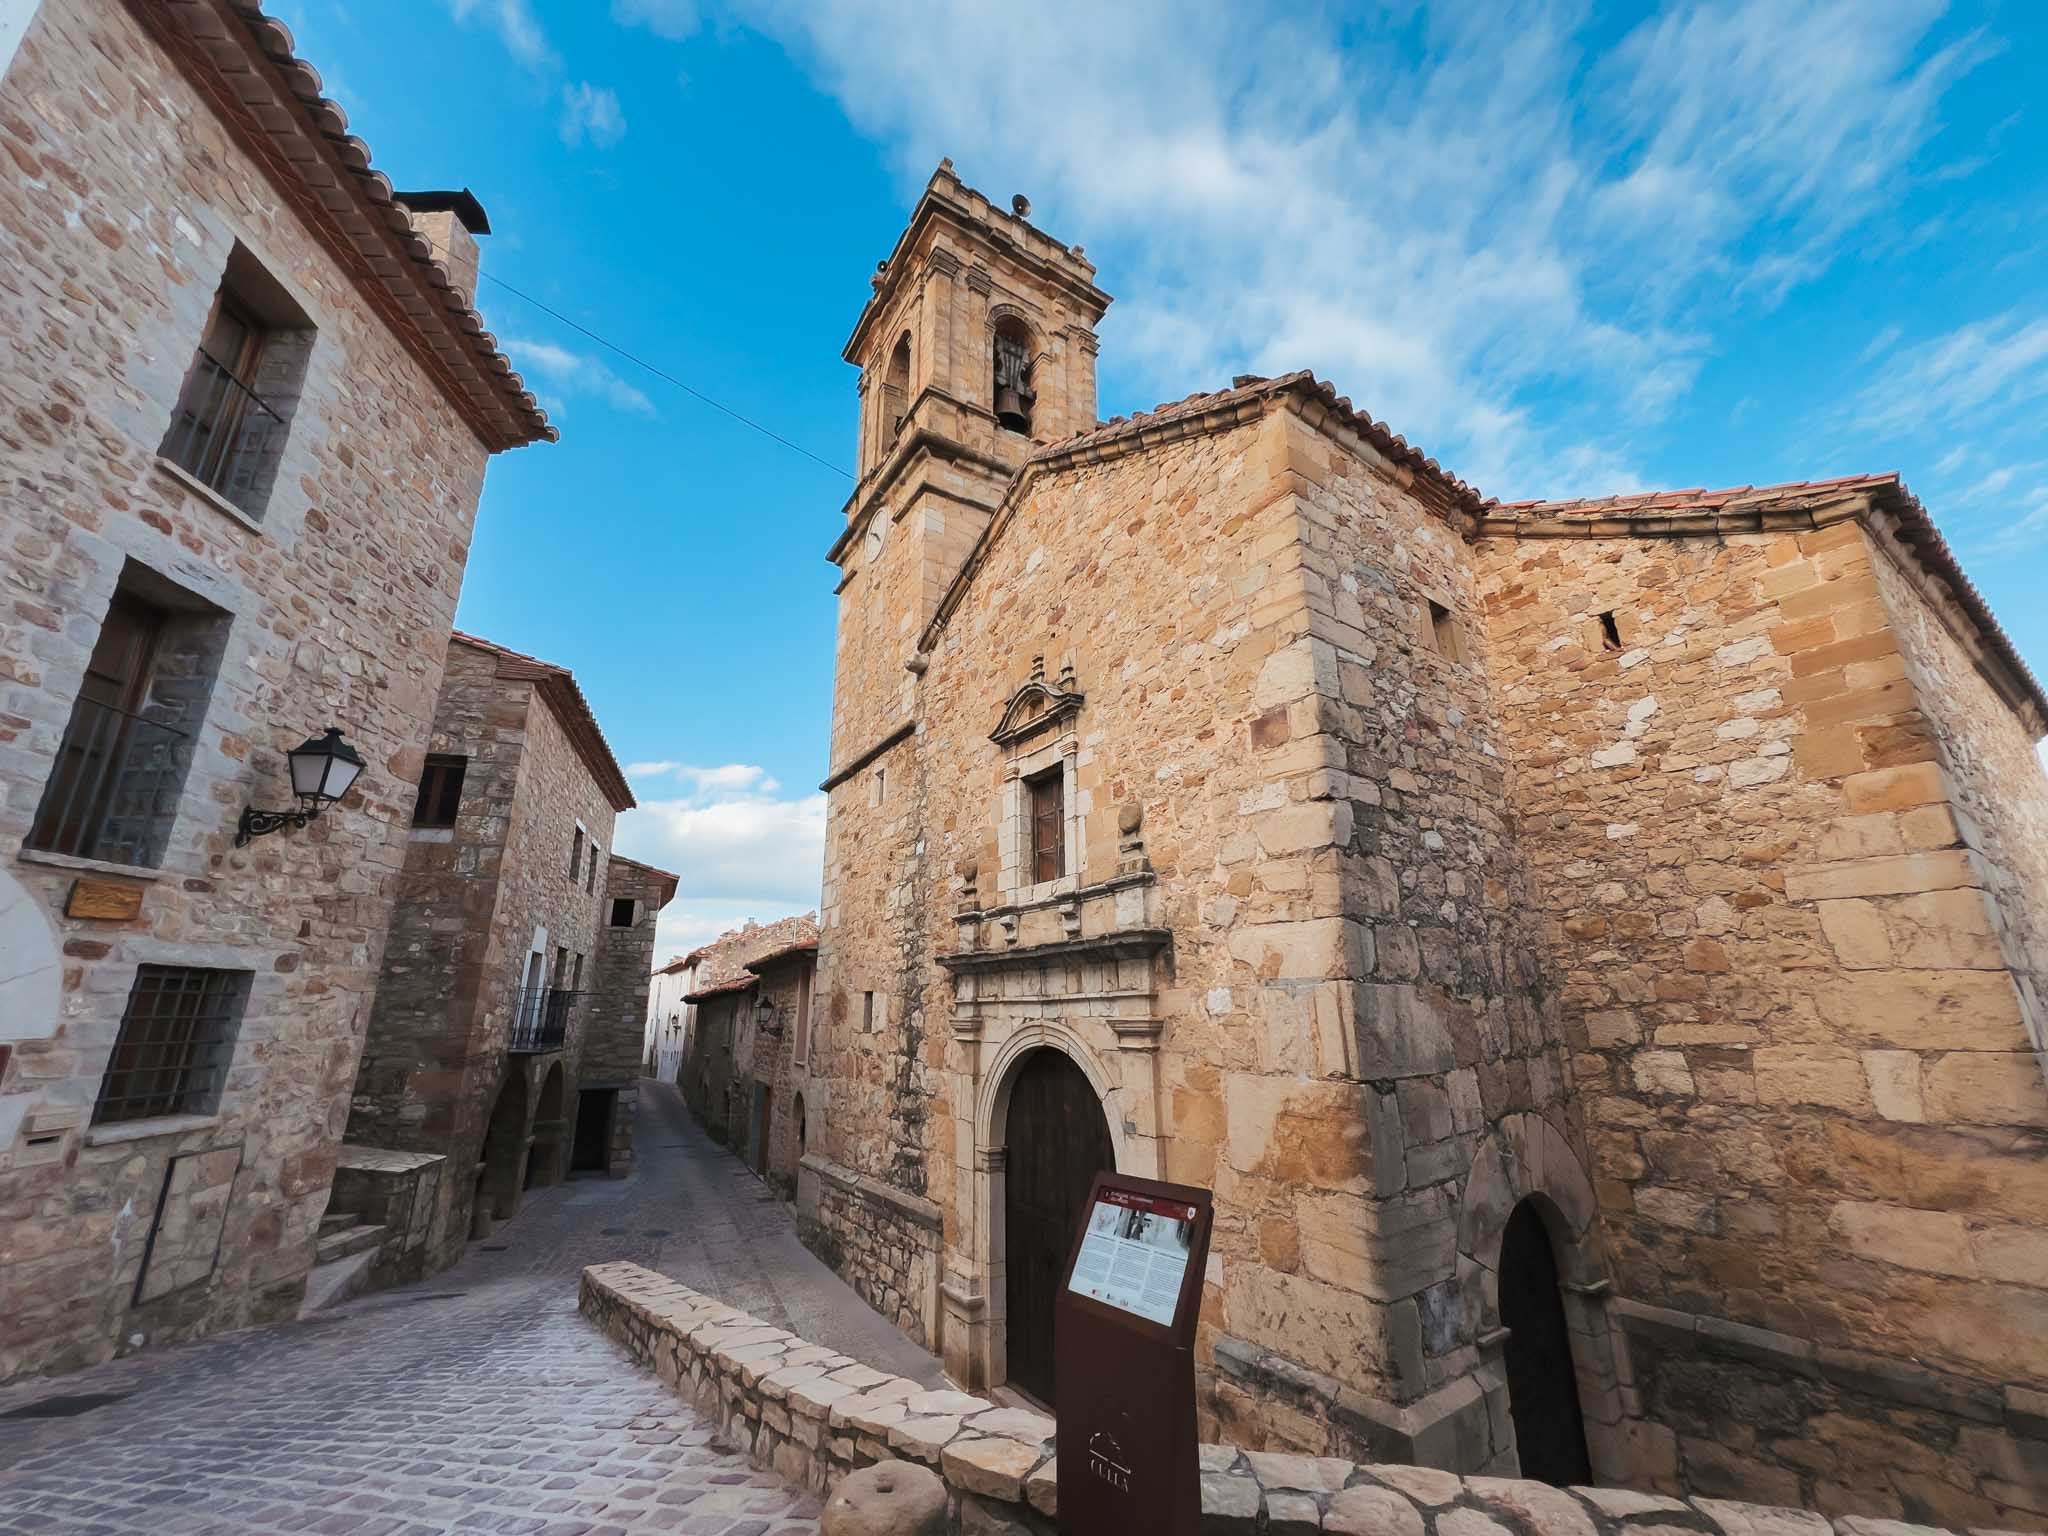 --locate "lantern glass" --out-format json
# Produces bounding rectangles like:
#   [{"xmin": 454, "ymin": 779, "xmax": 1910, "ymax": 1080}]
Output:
[{"xmin": 287, "ymin": 728, "xmax": 366, "ymax": 805}]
